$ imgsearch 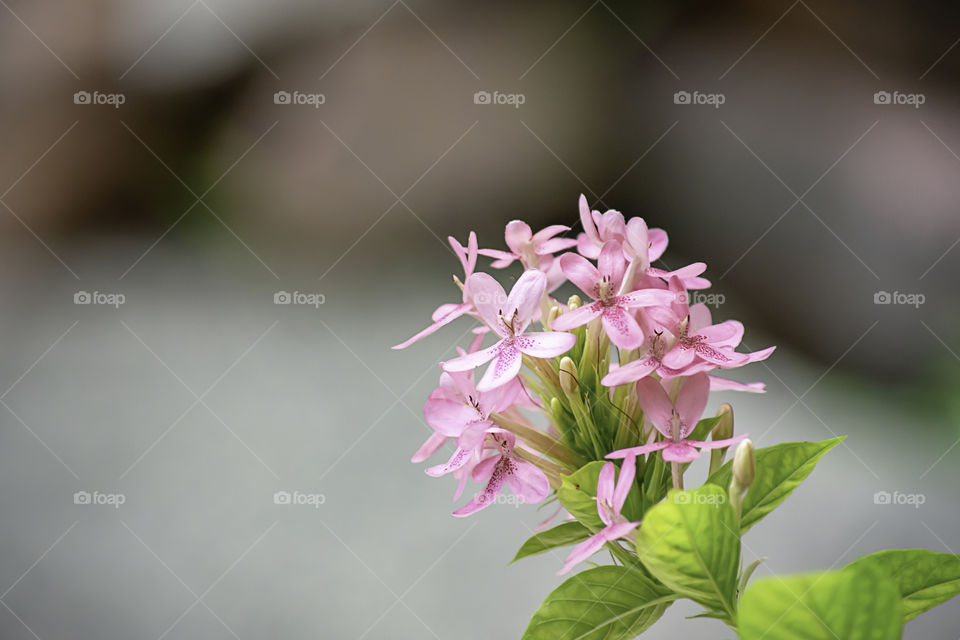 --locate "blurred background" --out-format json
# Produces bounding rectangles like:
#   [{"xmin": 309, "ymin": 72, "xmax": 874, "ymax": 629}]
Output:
[{"xmin": 1, "ymin": 0, "xmax": 959, "ymax": 637}]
